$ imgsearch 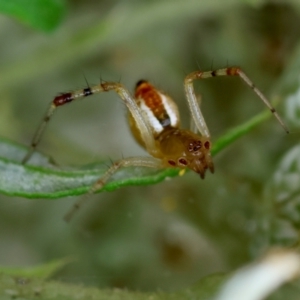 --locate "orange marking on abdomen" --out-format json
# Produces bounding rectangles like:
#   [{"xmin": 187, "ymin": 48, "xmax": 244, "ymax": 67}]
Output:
[{"xmin": 135, "ymin": 81, "xmax": 166, "ymax": 119}]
